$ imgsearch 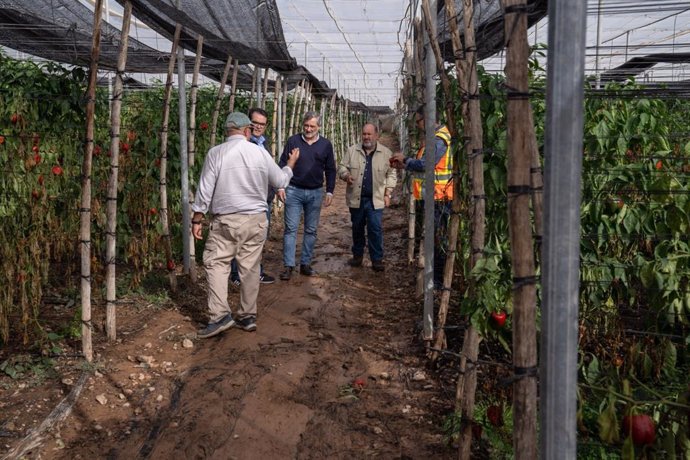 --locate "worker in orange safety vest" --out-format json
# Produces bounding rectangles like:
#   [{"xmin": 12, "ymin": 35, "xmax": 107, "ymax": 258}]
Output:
[{"xmin": 390, "ymin": 106, "xmax": 453, "ymax": 288}]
